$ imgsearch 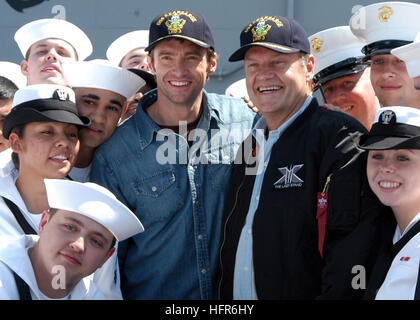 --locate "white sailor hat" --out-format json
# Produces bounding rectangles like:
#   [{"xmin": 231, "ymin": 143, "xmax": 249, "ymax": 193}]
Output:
[
  {"xmin": 12, "ymin": 84, "xmax": 76, "ymax": 107},
  {"xmin": 225, "ymin": 78, "xmax": 249, "ymax": 98},
  {"xmin": 62, "ymin": 59, "xmax": 145, "ymax": 99},
  {"xmin": 349, "ymin": 2, "xmax": 420, "ymax": 58},
  {"xmin": 358, "ymin": 106, "xmax": 420, "ymax": 150},
  {"xmin": 14, "ymin": 18, "xmax": 93, "ymax": 61},
  {"xmin": 0, "ymin": 61, "xmax": 26, "ymax": 89},
  {"xmin": 3, "ymin": 84, "xmax": 90, "ymax": 139},
  {"xmin": 44, "ymin": 179, "xmax": 144, "ymax": 241},
  {"xmin": 391, "ymin": 31, "xmax": 420, "ymax": 78},
  {"xmin": 309, "ymin": 26, "xmax": 369, "ymax": 88},
  {"xmin": 106, "ymin": 30, "xmax": 149, "ymax": 67}
]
